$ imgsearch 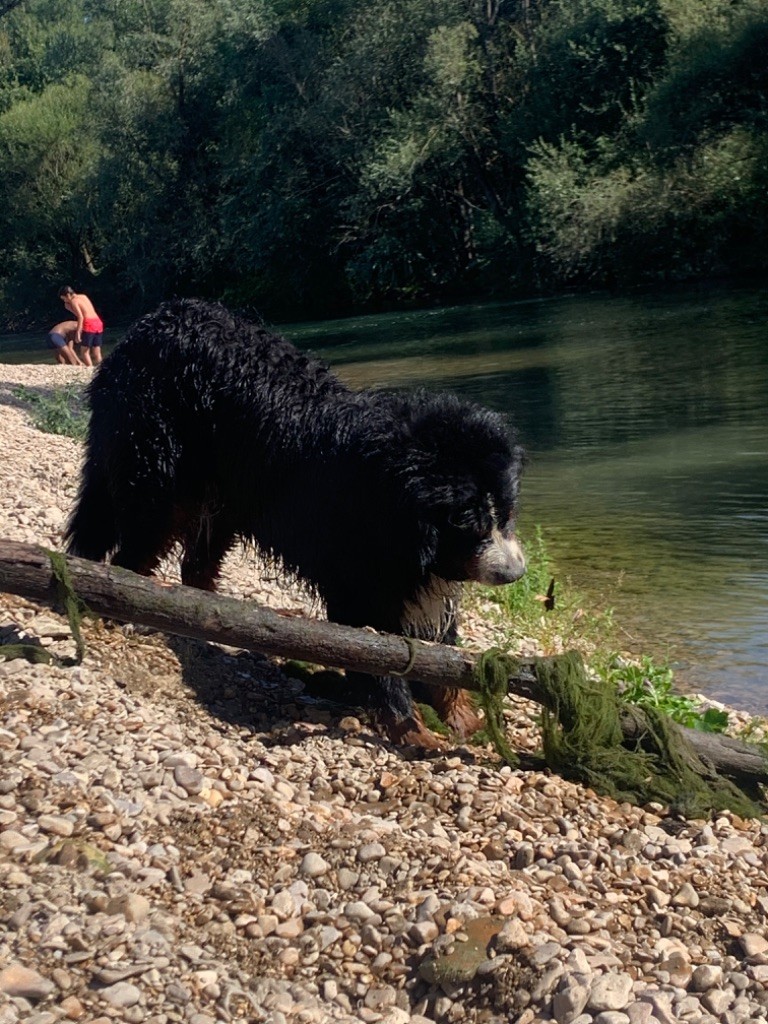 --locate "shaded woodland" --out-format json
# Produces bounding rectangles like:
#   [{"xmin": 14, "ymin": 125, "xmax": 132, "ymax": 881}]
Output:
[{"xmin": 1, "ymin": 0, "xmax": 767, "ymax": 324}]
